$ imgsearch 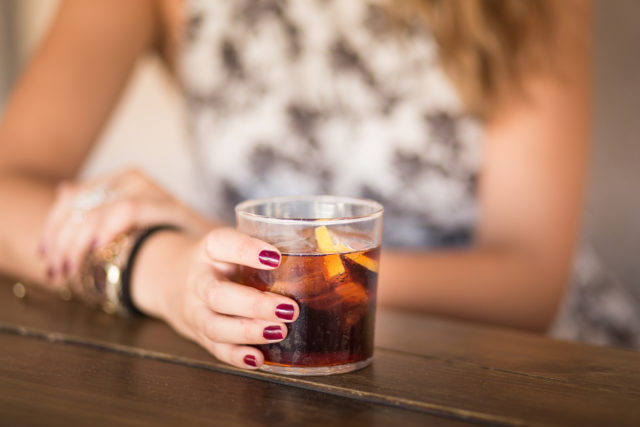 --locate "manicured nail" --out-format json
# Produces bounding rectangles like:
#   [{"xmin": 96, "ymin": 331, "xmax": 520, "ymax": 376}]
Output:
[
  {"xmin": 263, "ymin": 325, "xmax": 284, "ymax": 340},
  {"xmin": 275, "ymin": 304, "xmax": 295, "ymax": 321},
  {"xmin": 258, "ymin": 250, "xmax": 280, "ymax": 267},
  {"xmin": 61, "ymin": 259, "xmax": 70, "ymax": 276},
  {"xmin": 243, "ymin": 355, "xmax": 257, "ymax": 367}
]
